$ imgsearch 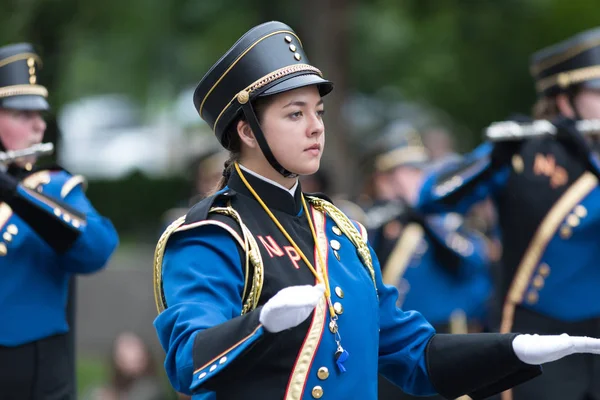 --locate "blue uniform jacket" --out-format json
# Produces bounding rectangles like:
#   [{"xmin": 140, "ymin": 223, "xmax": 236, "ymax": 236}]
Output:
[
  {"xmin": 153, "ymin": 169, "xmax": 542, "ymax": 400},
  {"xmin": 0, "ymin": 167, "xmax": 119, "ymax": 346},
  {"xmin": 154, "ymin": 203, "xmax": 437, "ymax": 398},
  {"xmin": 418, "ymin": 138, "xmax": 600, "ymax": 325},
  {"xmin": 369, "ymin": 206, "xmax": 492, "ymax": 328}
]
